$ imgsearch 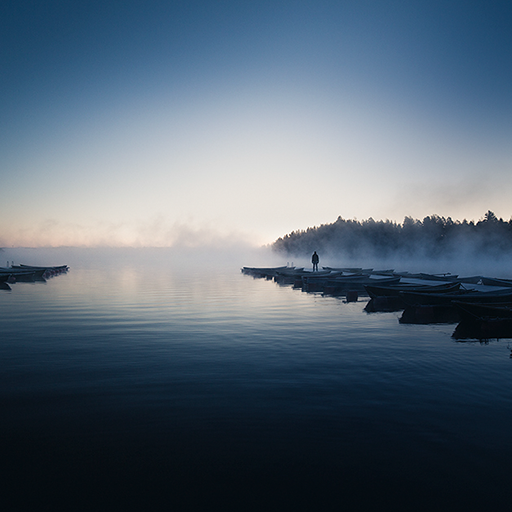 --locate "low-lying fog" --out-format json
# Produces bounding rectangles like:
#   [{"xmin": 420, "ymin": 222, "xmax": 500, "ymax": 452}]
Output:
[{"xmin": 2, "ymin": 243, "xmax": 512, "ymax": 279}]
